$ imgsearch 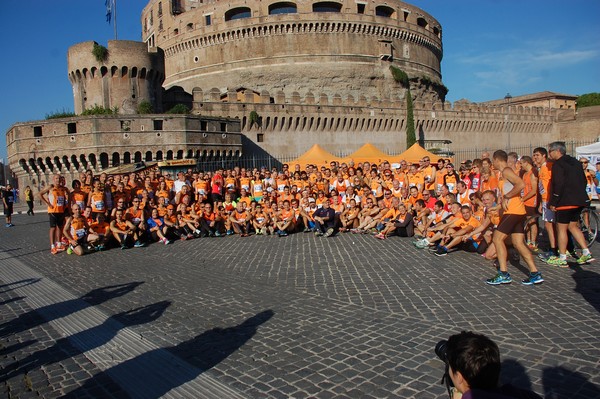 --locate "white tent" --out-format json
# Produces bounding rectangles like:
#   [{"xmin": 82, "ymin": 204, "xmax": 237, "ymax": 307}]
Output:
[{"xmin": 576, "ymin": 142, "xmax": 600, "ymax": 167}]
